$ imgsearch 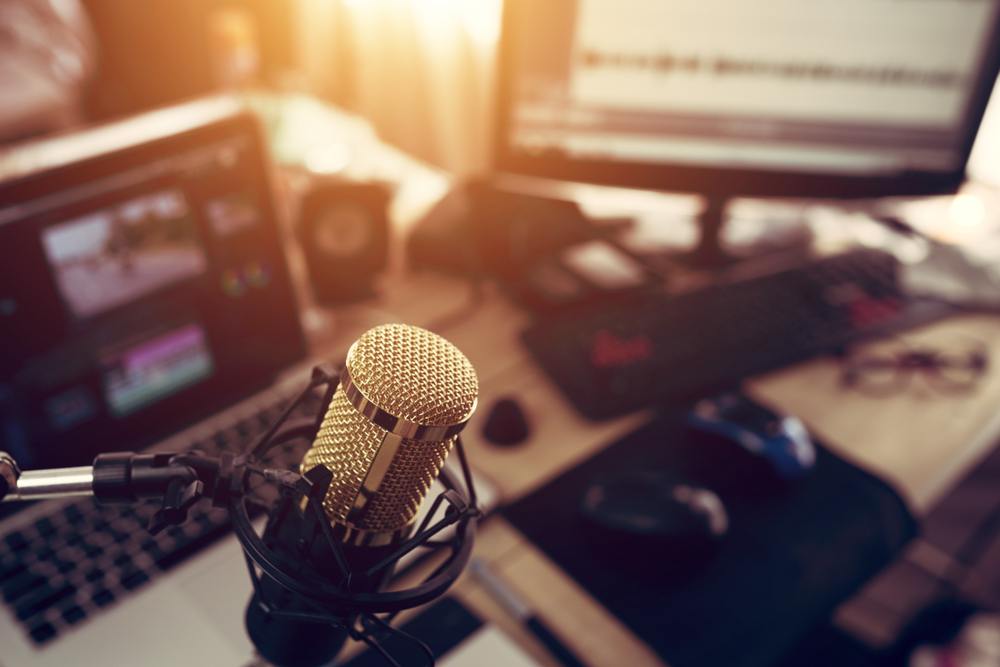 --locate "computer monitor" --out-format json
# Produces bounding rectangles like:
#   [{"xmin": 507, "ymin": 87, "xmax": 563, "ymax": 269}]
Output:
[{"xmin": 494, "ymin": 0, "xmax": 1000, "ymax": 264}]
